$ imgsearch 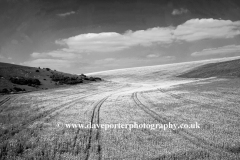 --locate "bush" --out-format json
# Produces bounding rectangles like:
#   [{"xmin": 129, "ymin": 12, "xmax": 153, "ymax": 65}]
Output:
[
  {"xmin": 9, "ymin": 77, "xmax": 41, "ymax": 86},
  {"xmin": 84, "ymin": 77, "xmax": 89, "ymax": 80},
  {"xmin": 80, "ymin": 74, "xmax": 87, "ymax": 77},
  {"xmin": 1, "ymin": 88, "xmax": 9, "ymax": 93},
  {"xmin": 46, "ymin": 68, "xmax": 51, "ymax": 71},
  {"xmin": 94, "ymin": 77, "xmax": 102, "ymax": 81},
  {"xmin": 50, "ymin": 74, "xmax": 84, "ymax": 85},
  {"xmin": 89, "ymin": 77, "xmax": 96, "ymax": 81},
  {"xmin": 65, "ymin": 79, "xmax": 83, "ymax": 84},
  {"xmin": 13, "ymin": 87, "xmax": 24, "ymax": 92},
  {"xmin": 36, "ymin": 70, "xmax": 39, "ymax": 72}
]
